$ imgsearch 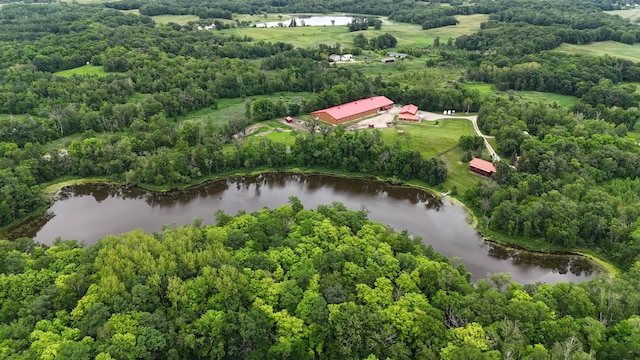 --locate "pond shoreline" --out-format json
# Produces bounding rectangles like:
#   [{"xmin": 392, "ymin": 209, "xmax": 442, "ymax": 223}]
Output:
[{"xmin": 4, "ymin": 169, "xmax": 614, "ymax": 281}]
